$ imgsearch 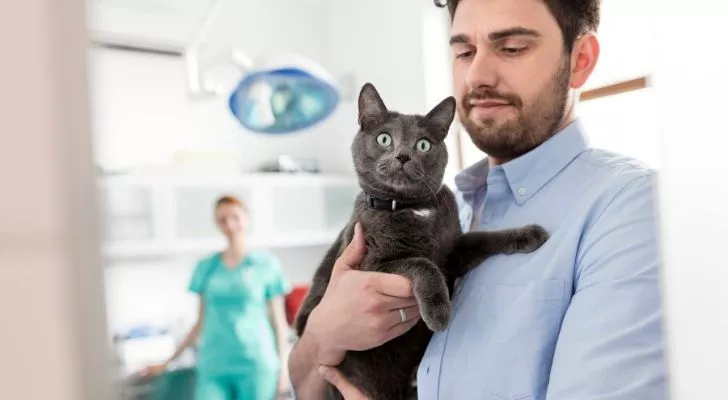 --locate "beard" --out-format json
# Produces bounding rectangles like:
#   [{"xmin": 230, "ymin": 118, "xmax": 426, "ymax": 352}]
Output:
[{"xmin": 458, "ymin": 56, "xmax": 571, "ymax": 161}]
